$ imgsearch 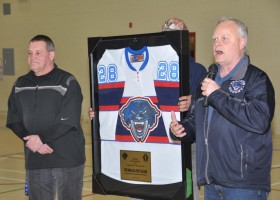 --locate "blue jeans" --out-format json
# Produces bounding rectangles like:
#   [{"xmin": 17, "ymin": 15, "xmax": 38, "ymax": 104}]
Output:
[
  {"xmin": 26, "ymin": 164, "xmax": 84, "ymax": 200},
  {"xmin": 204, "ymin": 183, "xmax": 269, "ymax": 200}
]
